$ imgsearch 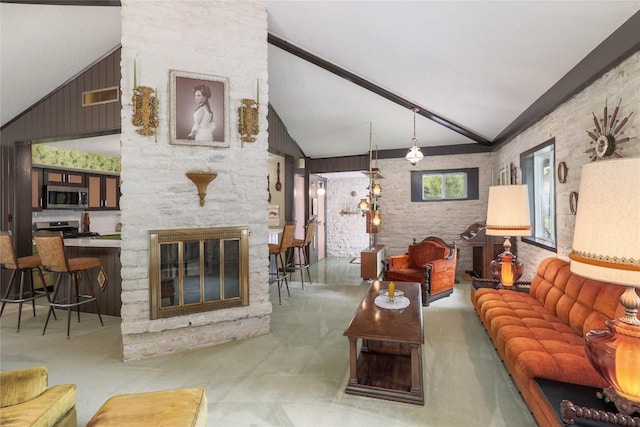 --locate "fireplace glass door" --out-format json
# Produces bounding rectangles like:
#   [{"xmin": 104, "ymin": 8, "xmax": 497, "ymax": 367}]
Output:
[{"xmin": 150, "ymin": 227, "xmax": 249, "ymax": 319}]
